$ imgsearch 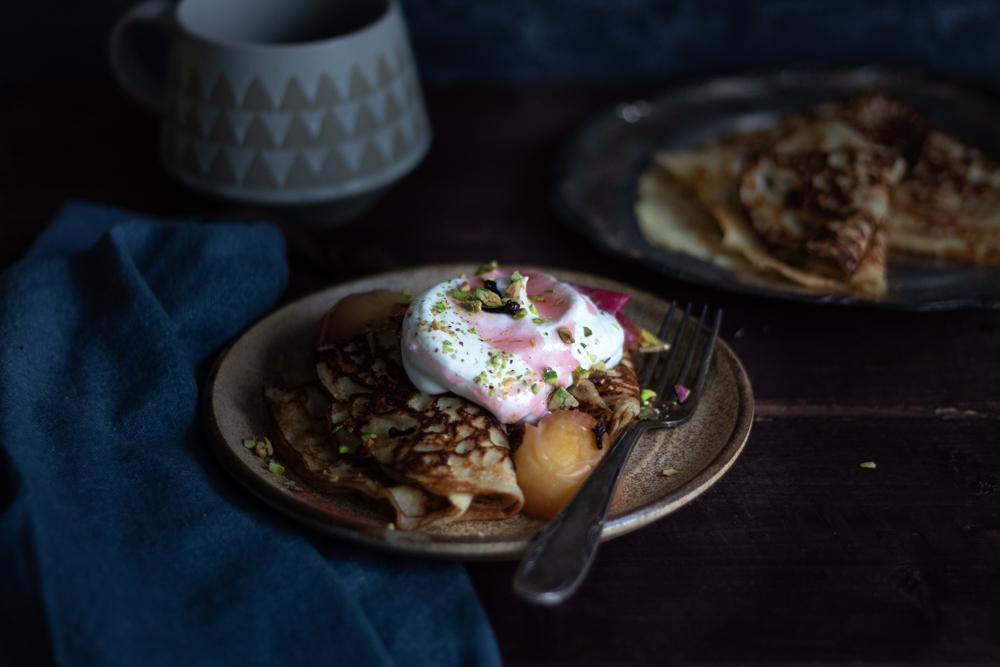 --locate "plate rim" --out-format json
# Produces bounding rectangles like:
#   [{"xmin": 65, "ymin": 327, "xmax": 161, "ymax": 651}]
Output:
[
  {"xmin": 202, "ymin": 263, "xmax": 755, "ymax": 561},
  {"xmin": 553, "ymin": 66, "xmax": 1000, "ymax": 312}
]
